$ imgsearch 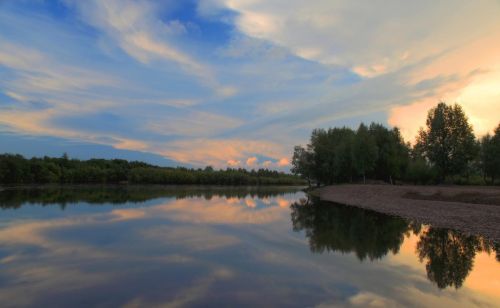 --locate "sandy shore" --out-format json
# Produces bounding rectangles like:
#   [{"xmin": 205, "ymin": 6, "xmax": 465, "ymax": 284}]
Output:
[{"xmin": 319, "ymin": 184, "xmax": 500, "ymax": 242}]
